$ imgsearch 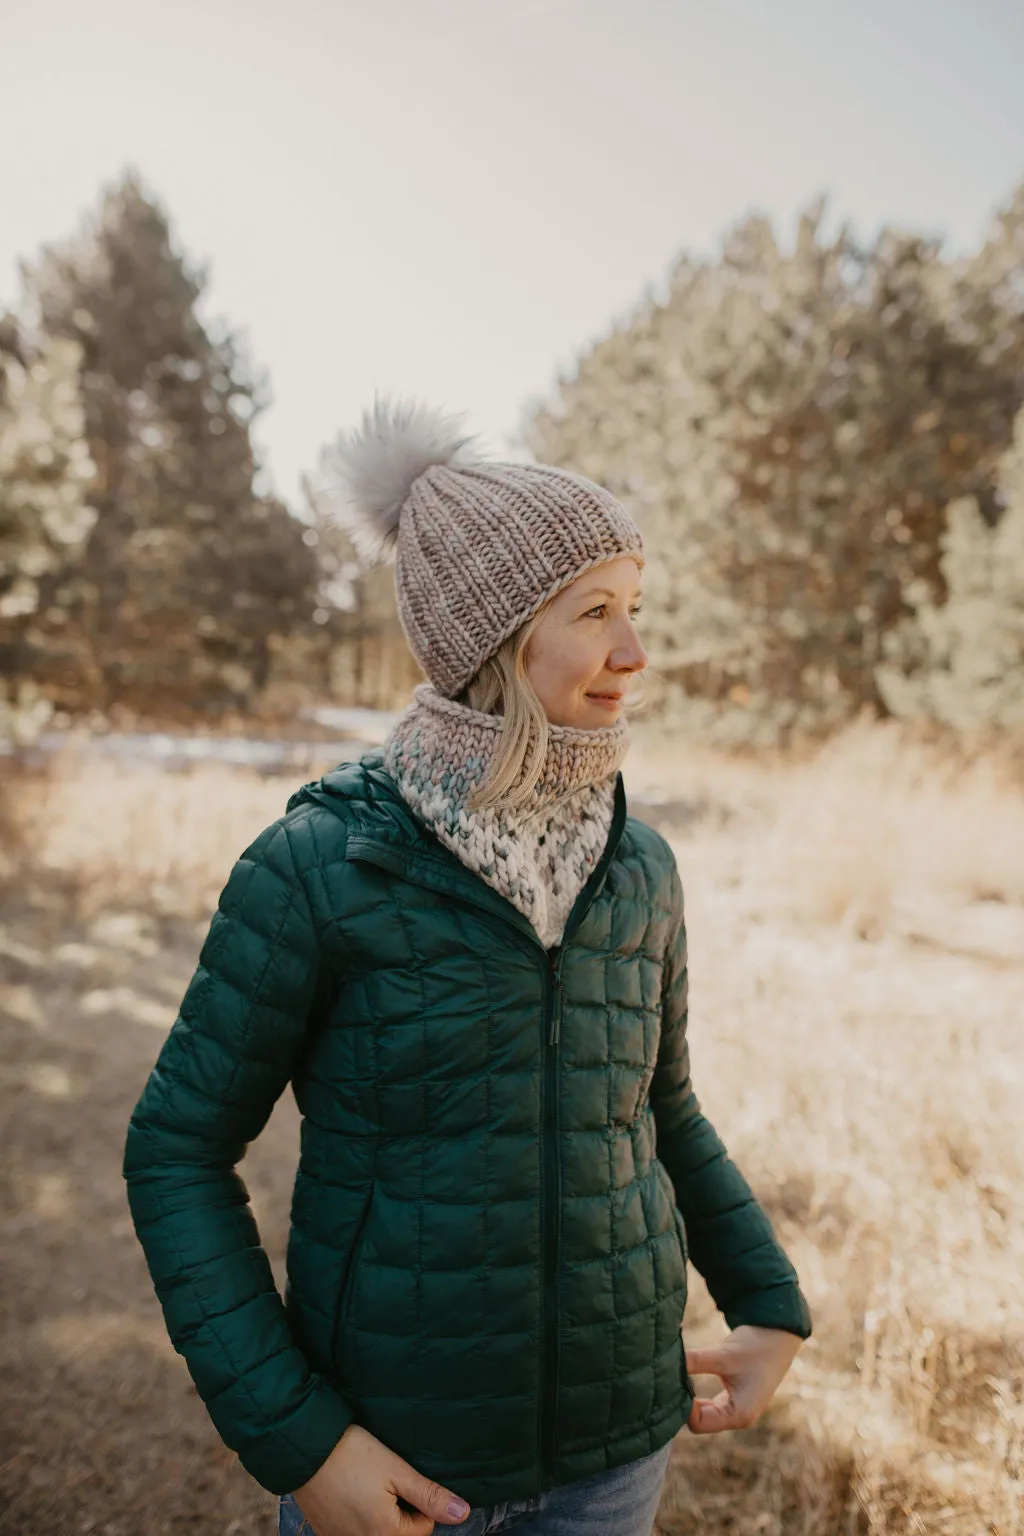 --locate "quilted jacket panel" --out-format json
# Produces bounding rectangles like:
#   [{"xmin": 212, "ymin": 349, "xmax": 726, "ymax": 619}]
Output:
[{"xmin": 124, "ymin": 748, "xmax": 811, "ymax": 1505}]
